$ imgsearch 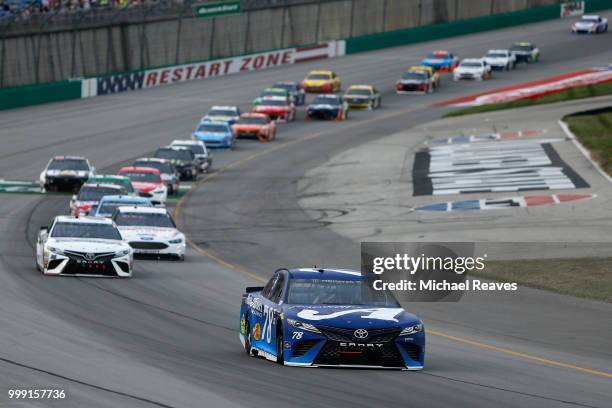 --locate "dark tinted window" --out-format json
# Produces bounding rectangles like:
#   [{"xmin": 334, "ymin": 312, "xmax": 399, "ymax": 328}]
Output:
[
  {"xmin": 51, "ymin": 222, "xmax": 122, "ymax": 240},
  {"xmin": 312, "ymin": 96, "xmax": 340, "ymax": 105},
  {"xmin": 287, "ymin": 278, "xmax": 400, "ymax": 306},
  {"xmin": 134, "ymin": 161, "xmax": 173, "ymax": 174},
  {"xmin": 48, "ymin": 159, "xmax": 89, "ymax": 171},
  {"xmin": 121, "ymin": 171, "xmax": 161, "ymax": 183},
  {"xmin": 77, "ymin": 186, "xmax": 124, "ymax": 201},
  {"xmin": 114, "ymin": 212, "xmax": 175, "ymax": 228},
  {"xmin": 155, "ymin": 148, "xmax": 194, "ymax": 162}
]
